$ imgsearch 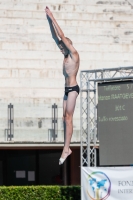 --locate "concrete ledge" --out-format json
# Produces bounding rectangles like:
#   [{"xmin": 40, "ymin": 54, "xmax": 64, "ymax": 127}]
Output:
[
  {"xmin": 0, "ymin": 142, "xmax": 99, "ymax": 148},
  {"xmin": 0, "ymin": 141, "xmax": 81, "ymax": 148}
]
